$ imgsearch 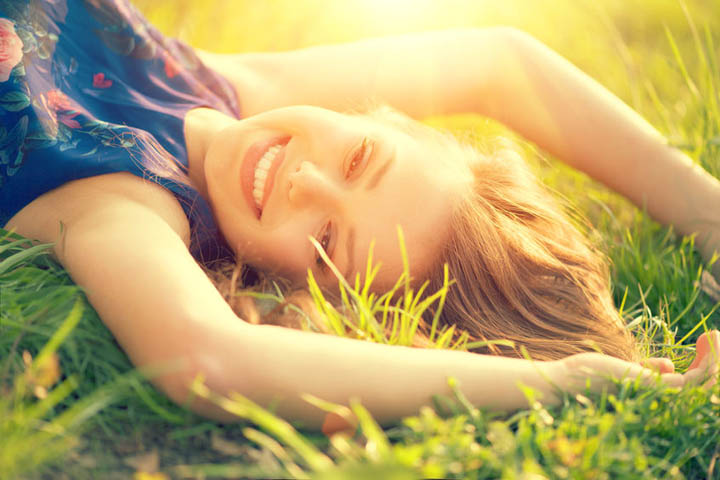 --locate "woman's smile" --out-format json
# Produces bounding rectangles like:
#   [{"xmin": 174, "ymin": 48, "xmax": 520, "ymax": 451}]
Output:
[{"xmin": 241, "ymin": 135, "xmax": 290, "ymax": 219}]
